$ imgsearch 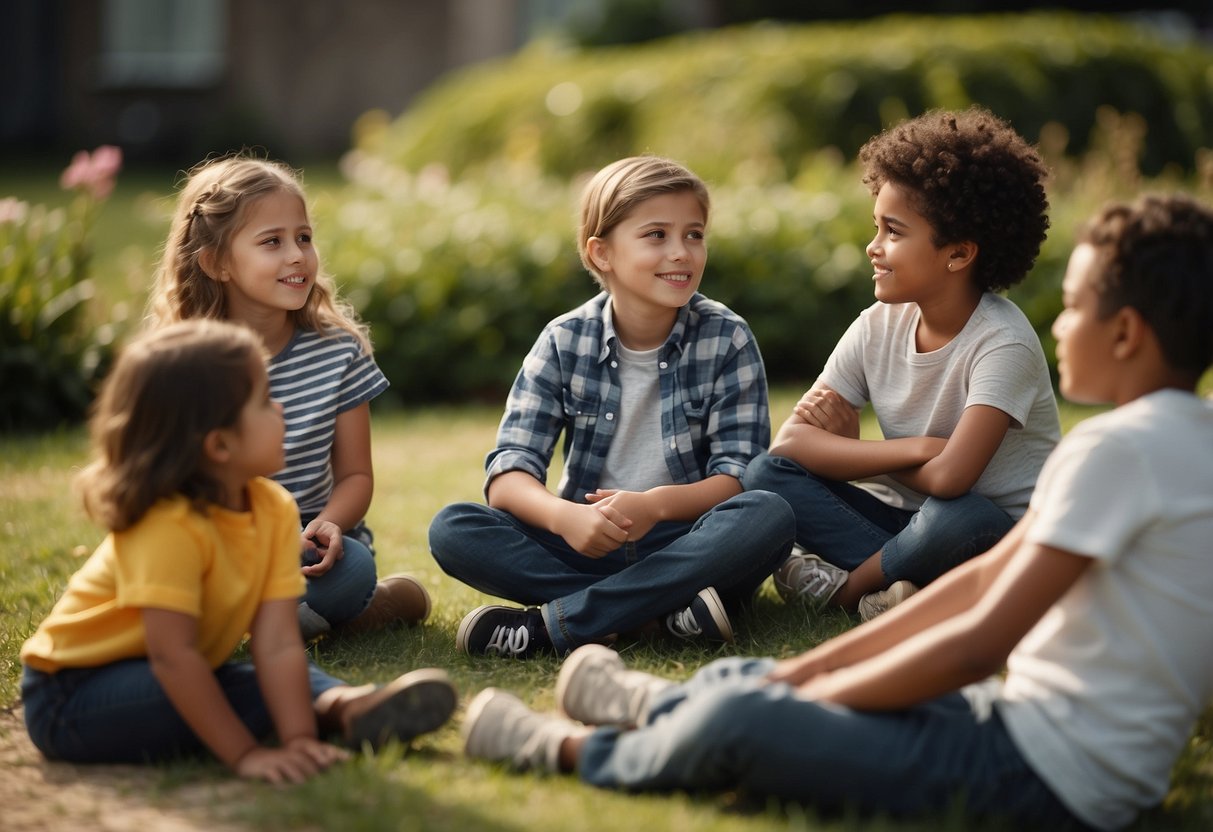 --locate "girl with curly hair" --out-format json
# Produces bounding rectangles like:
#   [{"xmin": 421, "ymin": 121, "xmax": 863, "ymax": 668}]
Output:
[{"xmin": 746, "ymin": 106, "xmax": 1061, "ymax": 619}]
